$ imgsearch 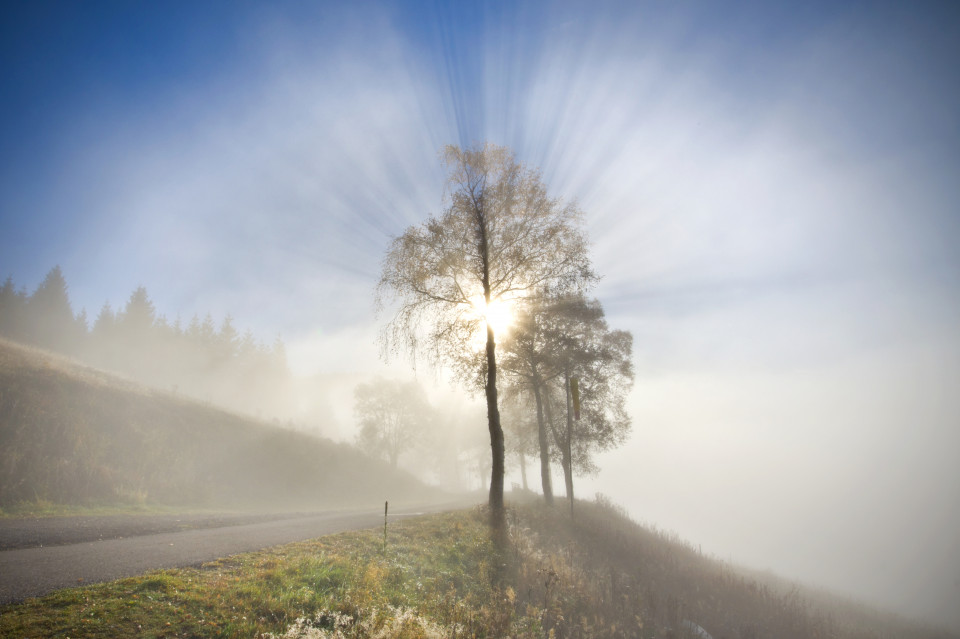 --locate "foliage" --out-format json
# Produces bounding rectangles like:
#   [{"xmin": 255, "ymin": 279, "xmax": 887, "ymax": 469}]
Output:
[
  {"xmin": 354, "ymin": 378, "xmax": 433, "ymax": 469},
  {"xmin": 545, "ymin": 296, "xmax": 634, "ymax": 475},
  {"xmin": 377, "ymin": 143, "xmax": 595, "ymax": 531},
  {"xmin": 500, "ymin": 293, "xmax": 634, "ymax": 507},
  {"xmin": 377, "ymin": 144, "xmax": 593, "ymax": 382}
]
